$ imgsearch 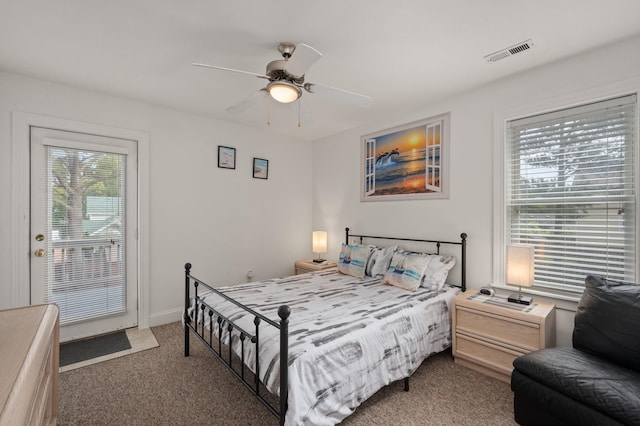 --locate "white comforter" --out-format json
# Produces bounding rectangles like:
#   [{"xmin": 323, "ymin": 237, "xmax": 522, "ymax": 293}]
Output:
[{"xmin": 190, "ymin": 270, "xmax": 459, "ymax": 425}]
